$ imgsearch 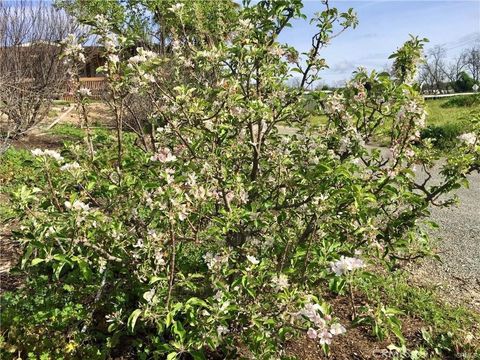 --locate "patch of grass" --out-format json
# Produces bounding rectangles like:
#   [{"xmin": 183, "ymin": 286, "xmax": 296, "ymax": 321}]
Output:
[
  {"xmin": 52, "ymin": 99, "xmax": 73, "ymax": 106},
  {"xmin": 420, "ymin": 98, "xmax": 478, "ymax": 149},
  {"xmin": 425, "ymin": 97, "xmax": 480, "ymax": 127},
  {"xmin": 0, "ymin": 148, "xmax": 36, "ymax": 221},
  {"xmin": 440, "ymin": 94, "xmax": 480, "ymax": 108},
  {"xmin": 357, "ymin": 272, "xmax": 480, "ymax": 356},
  {"xmin": 420, "ymin": 122, "xmax": 469, "ymax": 149},
  {"xmin": 47, "ymin": 123, "xmax": 85, "ymax": 140}
]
